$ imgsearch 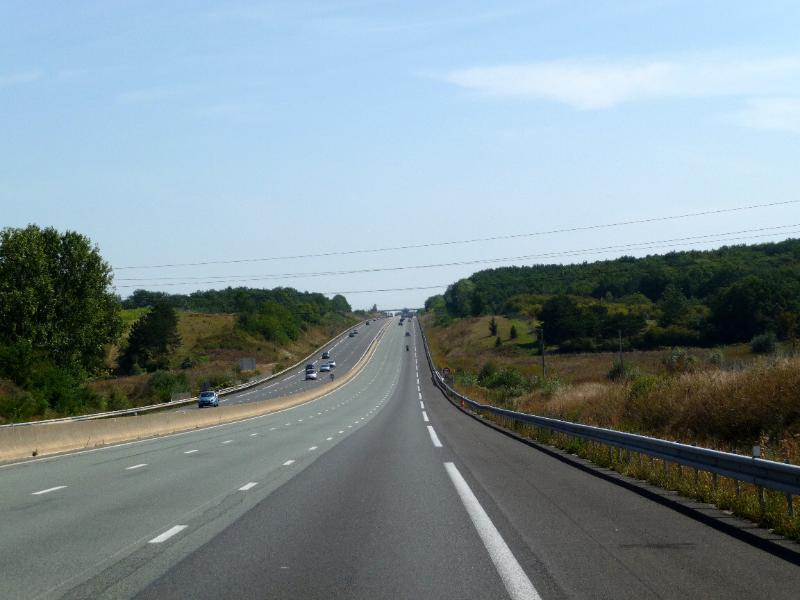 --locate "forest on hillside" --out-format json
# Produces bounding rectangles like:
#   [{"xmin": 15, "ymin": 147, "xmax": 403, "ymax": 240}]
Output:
[{"xmin": 425, "ymin": 238, "xmax": 800, "ymax": 351}]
